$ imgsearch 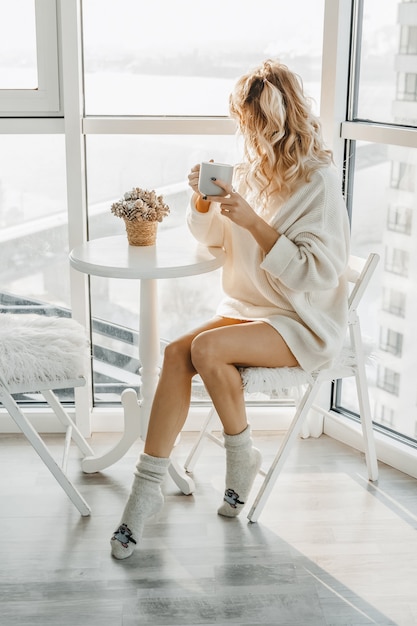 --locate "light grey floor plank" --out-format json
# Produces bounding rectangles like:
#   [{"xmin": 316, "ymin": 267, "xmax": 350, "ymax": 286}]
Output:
[{"xmin": 0, "ymin": 430, "xmax": 416, "ymax": 626}]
